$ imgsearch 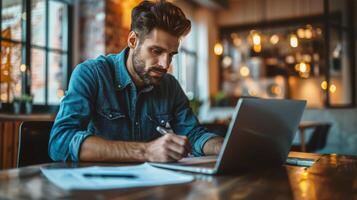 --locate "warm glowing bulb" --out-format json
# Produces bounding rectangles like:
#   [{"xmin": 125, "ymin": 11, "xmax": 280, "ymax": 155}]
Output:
[
  {"xmin": 286, "ymin": 55, "xmax": 295, "ymax": 64},
  {"xmin": 252, "ymin": 33, "xmax": 261, "ymax": 45},
  {"xmin": 302, "ymin": 54, "xmax": 312, "ymax": 63},
  {"xmin": 20, "ymin": 64, "xmax": 26, "ymax": 72},
  {"xmin": 240, "ymin": 66, "xmax": 250, "ymax": 77},
  {"xmin": 321, "ymin": 81, "xmax": 328, "ymax": 90},
  {"xmin": 305, "ymin": 28, "xmax": 312, "ymax": 39},
  {"xmin": 329, "ymin": 84, "xmax": 337, "ymax": 93},
  {"xmin": 316, "ymin": 28, "xmax": 322, "ymax": 35},
  {"xmin": 270, "ymin": 34, "xmax": 279, "ymax": 45},
  {"xmin": 290, "ymin": 34, "xmax": 298, "ymax": 48},
  {"xmin": 295, "ymin": 62, "xmax": 308, "ymax": 72},
  {"xmin": 297, "ymin": 28, "xmax": 305, "ymax": 38},
  {"xmin": 300, "ymin": 62, "xmax": 307, "ymax": 72},
  {"xmin": 222, "ymin": 56, "xmax": 233, "ymax": 68},
  {"xmin": 214, "ymin": 43, "xmax": 223, "ymax": 55},
  {"xmin": 271, "ymin": 85, "xmax": 282, "ymax": 95}
]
